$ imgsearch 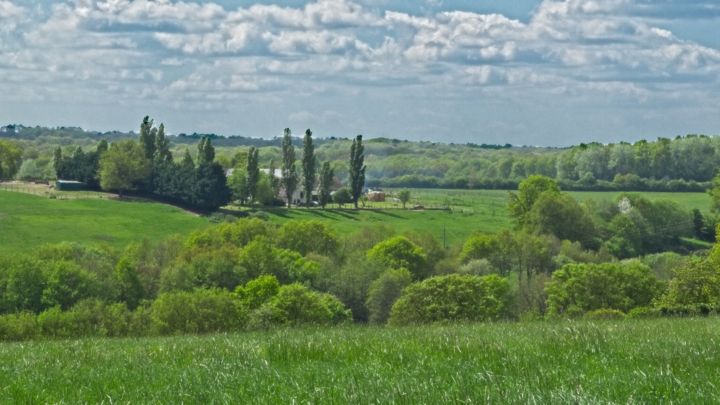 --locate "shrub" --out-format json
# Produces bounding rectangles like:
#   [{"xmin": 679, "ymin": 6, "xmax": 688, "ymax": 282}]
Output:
[
  {"xmin": 235, "ymin": 275, "xmax": 280, "ymax": 310},
  {"xmin": 151, "ymin": 289, "xmax": 246, "ymax": 334},
  {"xmin": 389, "ymin": 274, "xmax": 511, "ymax": 325},
  {"xmin": 0, "ymin": 312, "xmax": 39, "ymax": 341},
  {"xmin": 368, "ymin": 236, "xmax": 428, "ymax": 280},
  {"xmin": 41, "ymin": 261, "xmax": 101, "ymax": 310},
  {"xmin": 276, "ymin": 220, "xmax": 339, "ymax": 257},
  {"xmin": 37, "ymin": 300, "xmax": 132, "ymax": 338},
  {"xmin": 257, "ymin": 284, "xmax": 351, "ymax": 326},
  {"xmin": 546, "ymin": 261, "xmax": 662, "ymax": 316},
  {"xmin": 659, "ymin": 259, "xmax": 720, "ymax": 308},
  {"xmin": 366, "ymin": 268, "xmax": 412, "ymax": 324}
]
